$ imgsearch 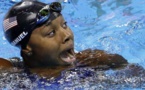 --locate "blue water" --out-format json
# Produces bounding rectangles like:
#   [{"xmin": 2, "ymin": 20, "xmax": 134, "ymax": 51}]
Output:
[{"xmin": 0, "ymin": 0, "xmax": 145, "ymax": 90}]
